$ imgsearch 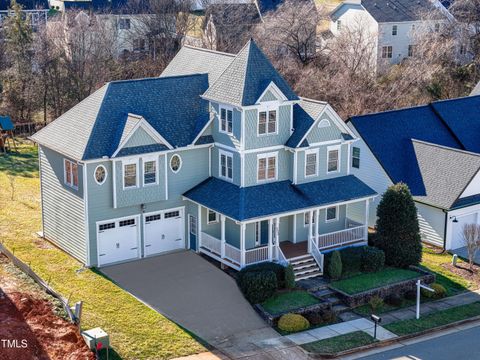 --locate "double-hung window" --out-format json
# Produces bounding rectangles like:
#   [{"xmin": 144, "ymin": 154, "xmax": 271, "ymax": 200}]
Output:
[
  {"xmin": 352, "ymin": 147, "xmax": 360, "ymax": 169},
  {"xmin": 408, "ymin": 45, "xmax": 416, "ymax": 57},
  {"xmin": 304, "ymin": 212, "xmax": 316, "ymax": 226},
  {"xmin": 382, "ymin": 46, "xmax": 393, "ymax": 58},
  {"xmin": 119, "ymin": 18, "xmax": 130, "ymax": 30},
  {"xmin": 220, "ymin": 107, "xmax": 233, "ymax": 134},
  {"xmin": 64, "ymin": 159, "xmax": 78, "ymax": 189},
  {"xmin": 143, "ymin": 159, "xmax": 157, "ymax": 185},
  {"xmin": 220, "ymin": 150, "xmax": 233, "ymax": 181},
  {"xmin": 326, "ymin": 206, "xmax": 338, "ymax": 222},
  {"xmin": 392, "ymin": 25, "xmax": 398, "ymax": 36},
  {"xmin": 123, "ymin": 160, "xmax": 138, "ymax": 188},
  {"xmin": 257, "ymin": 152, "xmax": 277, "ymax": 182},
  {"xmin": 305, "ymin": 149, "xmax": 318, "ymax": 177},
  {"xmin": 327, "ymin": 146, "xmax": 340, "ymax": 173},
  {"xmin": 208, "ymin": 210, "xmax": 218, "ymax": 224},
  {"xmin": 258, "ymin": 109, "xmax": 277, "ymax": 135}
]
